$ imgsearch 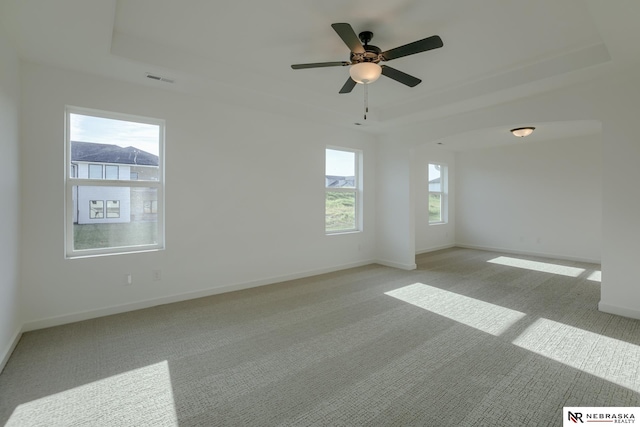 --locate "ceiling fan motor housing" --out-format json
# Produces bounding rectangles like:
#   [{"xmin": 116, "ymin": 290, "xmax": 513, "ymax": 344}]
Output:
[
  {"xmin": 350, "ymin": 46, "xmax": 382, "ymax": 64},
  {"xmin": 351, "ymin": 31, "xmax": 382, "ymax": 64}
]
